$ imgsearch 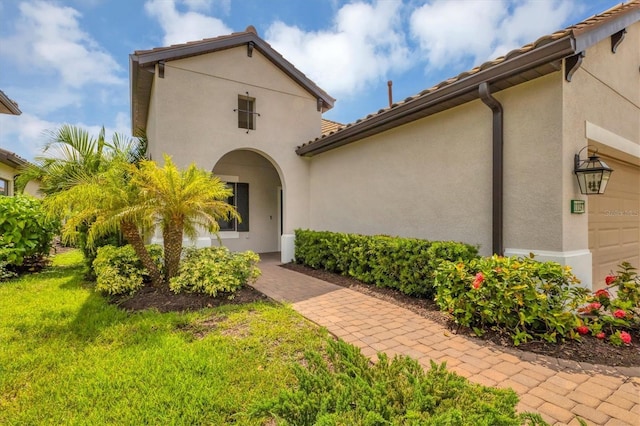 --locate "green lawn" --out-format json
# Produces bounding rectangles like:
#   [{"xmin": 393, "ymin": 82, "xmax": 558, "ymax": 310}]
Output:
[{"xmin": 0, "ymin": 251, "xmax": 327, "ymax": 425}]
